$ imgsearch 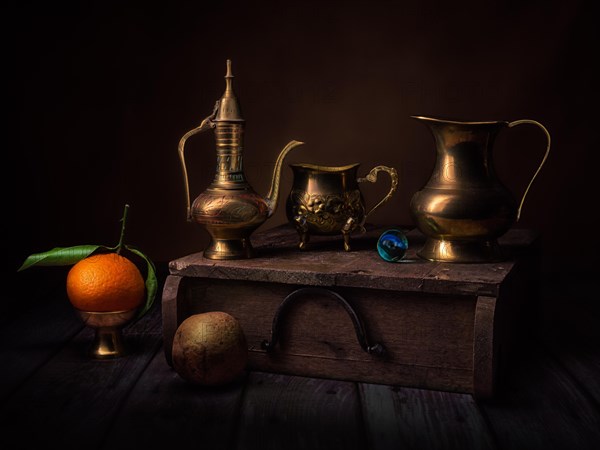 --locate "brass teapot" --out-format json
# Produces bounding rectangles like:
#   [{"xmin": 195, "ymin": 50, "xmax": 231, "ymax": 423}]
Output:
[
  {"xmin": 410, "ymin": 115, "xmax": 551, "ymax": 263},
  {"xmin": 178, "ymin": 60, "xmax": 304, "ymax": 259}
]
